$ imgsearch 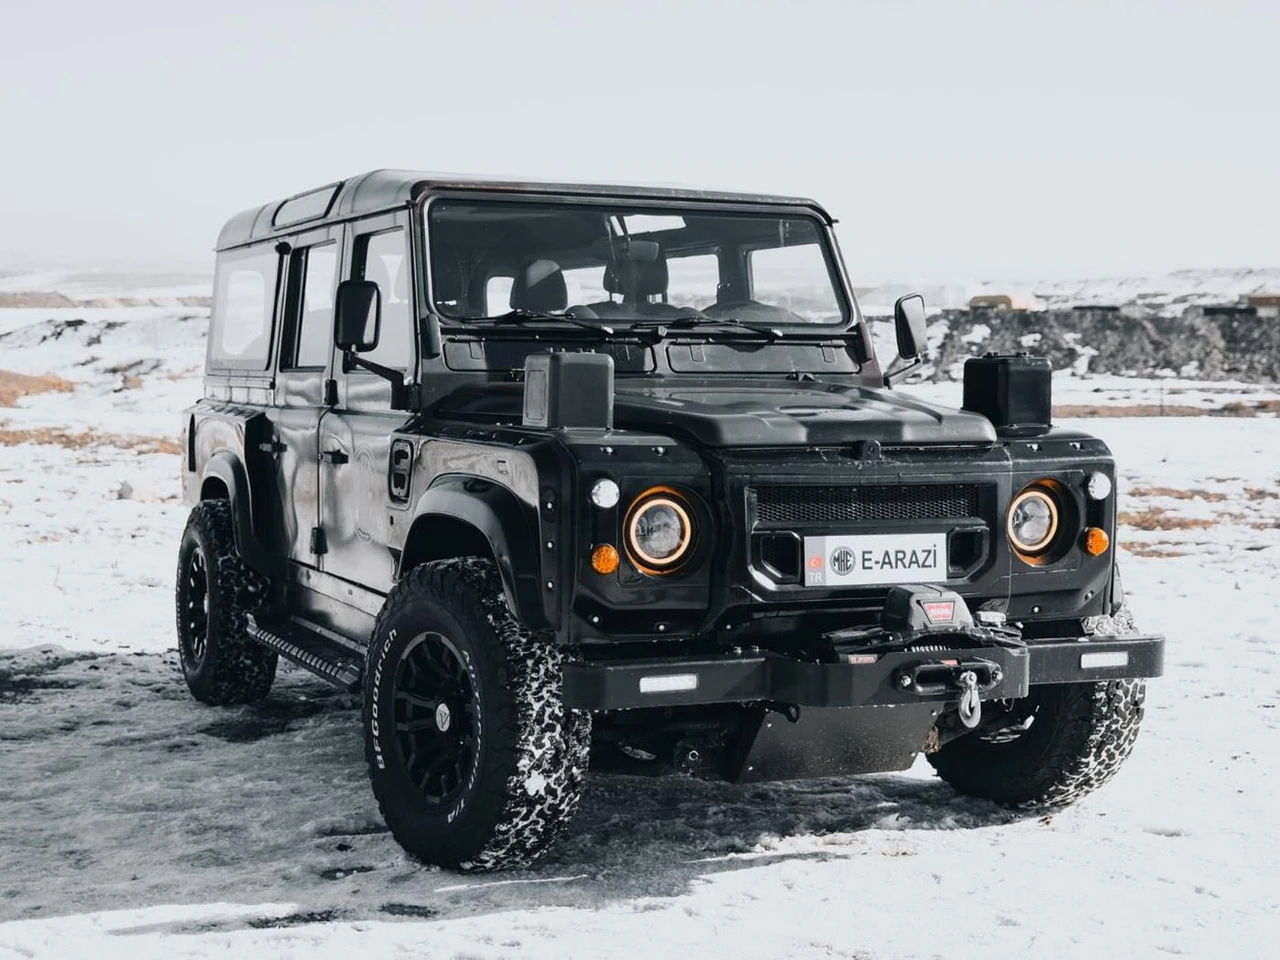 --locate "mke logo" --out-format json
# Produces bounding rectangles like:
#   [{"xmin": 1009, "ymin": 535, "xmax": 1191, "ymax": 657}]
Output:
[{"xmin": 830, "ymin": 547, "xmax": 855, "ymax": 576}]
